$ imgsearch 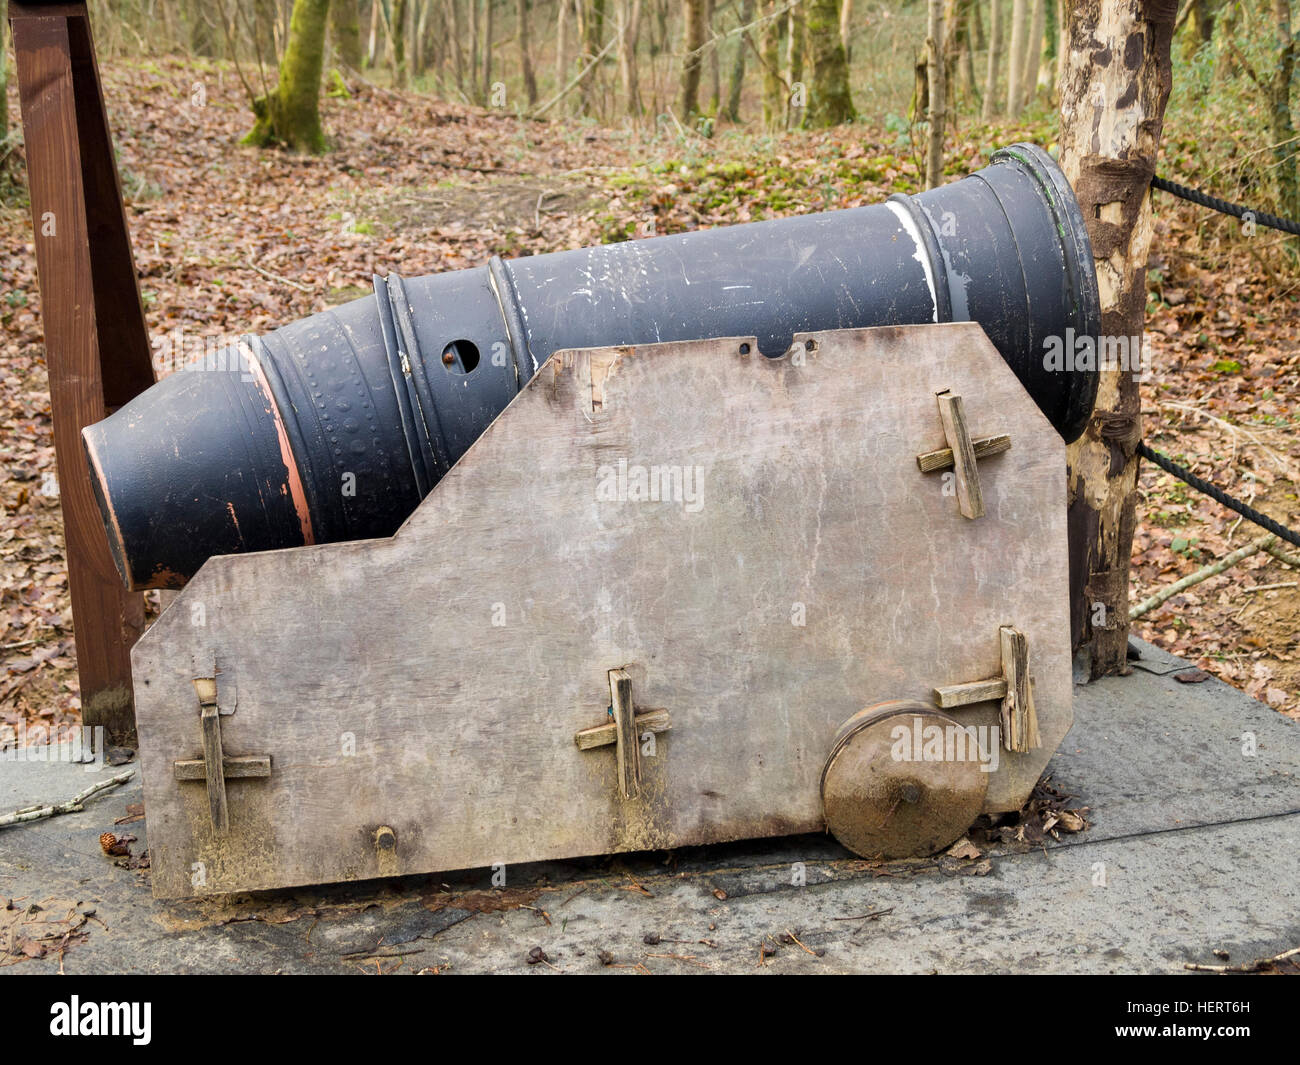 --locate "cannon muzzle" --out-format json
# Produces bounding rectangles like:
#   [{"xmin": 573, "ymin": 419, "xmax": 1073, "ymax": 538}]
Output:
[{"xmin": 84, "ymin": 143, "xmax": 1100, "ymax": 591}]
